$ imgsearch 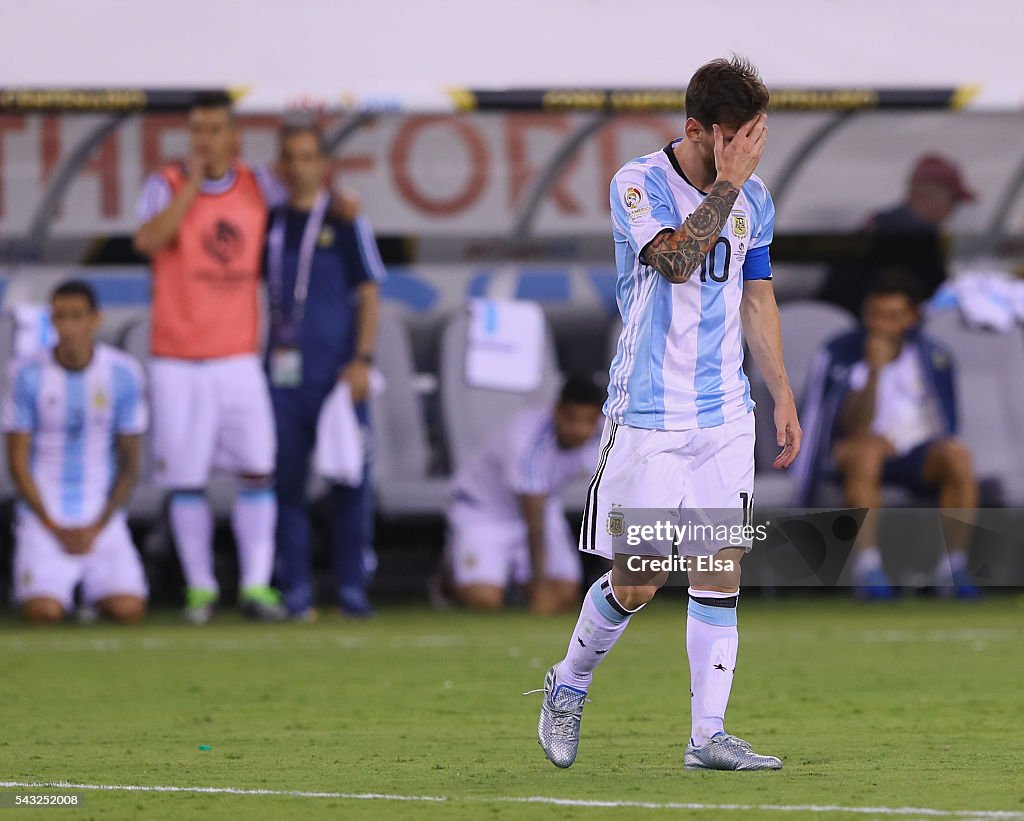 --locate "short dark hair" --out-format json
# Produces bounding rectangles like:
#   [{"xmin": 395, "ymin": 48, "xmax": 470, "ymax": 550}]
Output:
[
  {"xmin": 279, "ymin": 118, "xmax": 327, "ymax": 156},
  {"xmin": 865, "ymin": 269, "xmax": 925, "ymax": 308},
  {"xmin": 190, "ymin": 91, "xmax": 234, "ymax": 116},
  {"xmin": 51, "ymin": 279, "xmax": 99, "ymax": 311},
  {"xmin": 559, "ymin": 375, "xmax": 604, "ymax": 408},
  {"xmin": 685, "ymin": 56, "xmax": 769, "ymax": 130}
]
